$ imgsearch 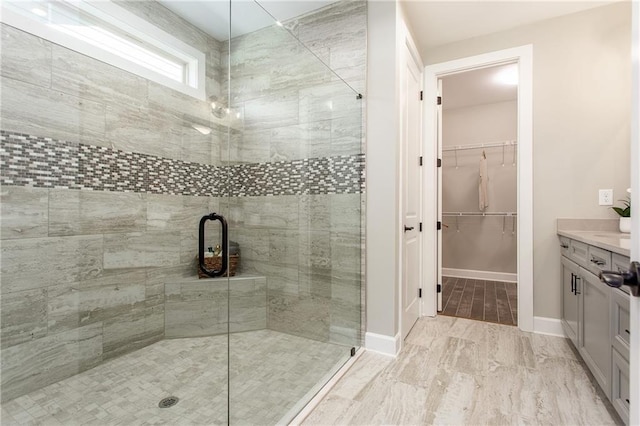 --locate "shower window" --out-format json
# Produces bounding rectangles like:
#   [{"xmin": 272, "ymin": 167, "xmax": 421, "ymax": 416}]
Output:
[{"xmin": 1, "ymin": 0, "xmax": 206, "ymax": 100}]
